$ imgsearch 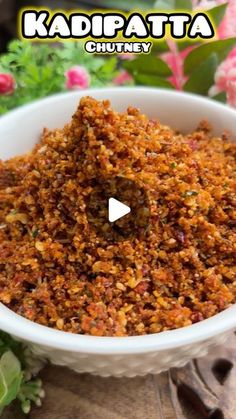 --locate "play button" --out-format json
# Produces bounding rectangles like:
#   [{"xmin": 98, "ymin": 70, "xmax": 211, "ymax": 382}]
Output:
[
  {"xmin": 86, "ymin": 176, "xmax": 150, "ymax": 241},
  {"xmin": 108, "ymin": 198, "xmax": 131, "ymax": 222}
]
